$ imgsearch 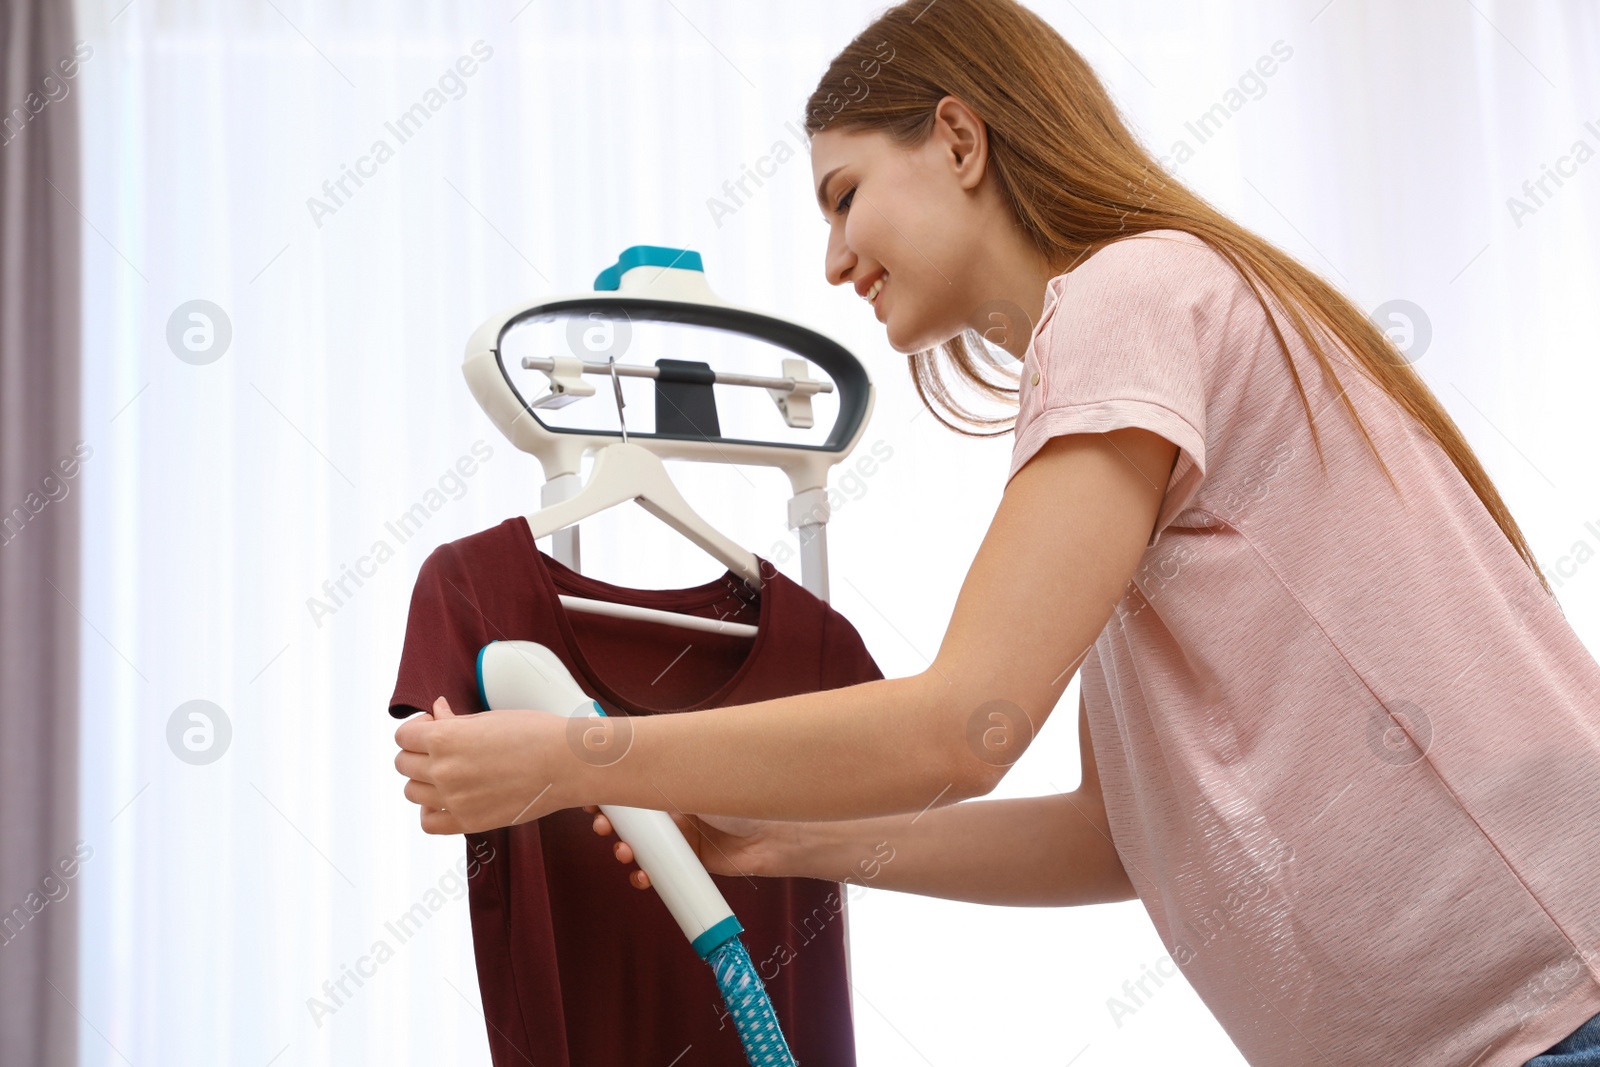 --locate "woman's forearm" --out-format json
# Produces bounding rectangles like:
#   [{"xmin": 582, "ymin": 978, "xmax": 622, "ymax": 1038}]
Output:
[
  {"xmin": 570, "ymin": 671, "xmax": 1004, "ymax": 822},
  {"xmin": 775, "ymin": 789, "xmax": 1137, "ymax": 908}
]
